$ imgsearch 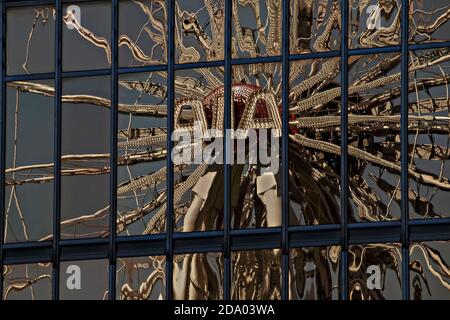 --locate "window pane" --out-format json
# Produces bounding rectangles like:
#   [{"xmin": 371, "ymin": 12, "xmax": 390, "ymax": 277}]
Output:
[
  {"xmin": 62, "ymin": 1, "xmax": 111, "ymax": 71},
  {"xmin": 348, "ymin": 53, "xmax": 402, "ymax": 222},
  {"xmin": 3, "ymin": 263, "xmax": 52, "ymax": 300},
  {"xmin": 4, "ymin": 80, "xmax": 54, "ymax": 243},
  {"xmin": 408, "ymin": 49, "xmax": 450, "ymax": 220},
  {"xmin": 410, "ymin": 241, "xmax": 450, "ymax": 300},
  {"xmin": 173, "ymin": 252, "xmax": 223, "ymax": 299},
  {"xmin": 232, "ymin": 0, "xmax": 282, "ymax": 58},
  {"xmin": 61, "ymin": 76, "xmax": 110, "ymax": 239},
  {"xmin": 349, "ymin": 243, "xmax": 402, "ymax": 300},
  {"xmin": 175, "ymin": 0, "xmax": 225, "ymax": 63},
  {"xmin": 232, "ymin": 249, "xmax": 281, "ymax": 300},
  {"xmin": 289, "ymin": 58, "xmax": 341, "ymax": 225},
  {"xmin": 231, "ymin": 63, "xmax": 282, "ymax": 229},
  {"xmin": 289, "ymin": 246, "xmax": 340, "ymax": 300},
  {"xmin": 116, "ymin": 256, "xmax": 166, "ymax": 300},
  {"xmin": 410, "ymin": 0, "xmax": 450, "ymax": 44},
  {"xmin": 349, "ymin": 0, "xmax": 401, "ymax": 49},
  {"xmin": 290, "ymin": 0, "xmax": 341, "ymax": 54},
  {"xmin": 117, "ymin": 72, "xmax": 167, "ymax": 236},
  {"xmin": 119, "ymin": 0, "xmax": 167, "ymax": 67},
  {"xmin": 59, "ymin": 259, "xmax": 109, "ymax": 300},
  {"xmin": 174, "ymin": 67, "xmax": 224, "ymax": 232},
  {"xmin": 6, "ymin": 6, "xmax": 55, "ymax": 75}
]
